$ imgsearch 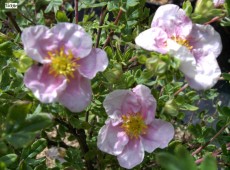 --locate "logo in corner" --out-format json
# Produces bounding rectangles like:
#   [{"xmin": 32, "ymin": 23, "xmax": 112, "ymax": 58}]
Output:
[{"xmin": 5, "ymin": 3, "xmax": 18, "ymax": 9}]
